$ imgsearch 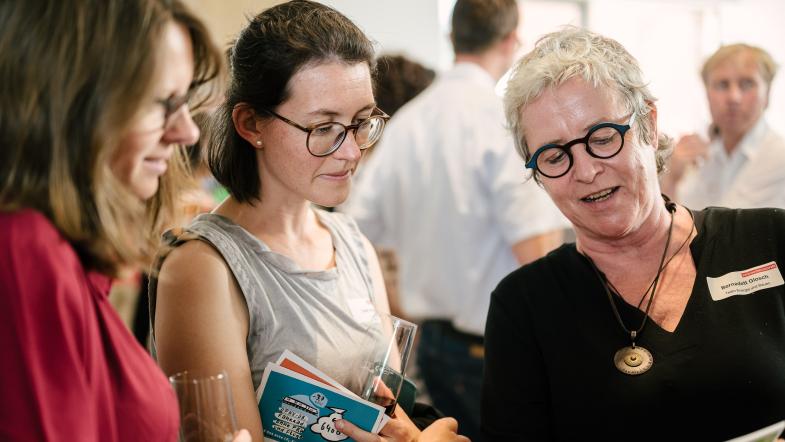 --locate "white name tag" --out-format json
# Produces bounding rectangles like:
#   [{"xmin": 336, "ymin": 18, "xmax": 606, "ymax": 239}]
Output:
[{"xmin": 706, "ymin": 261, "xmax": 784, "ymax": 301}]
